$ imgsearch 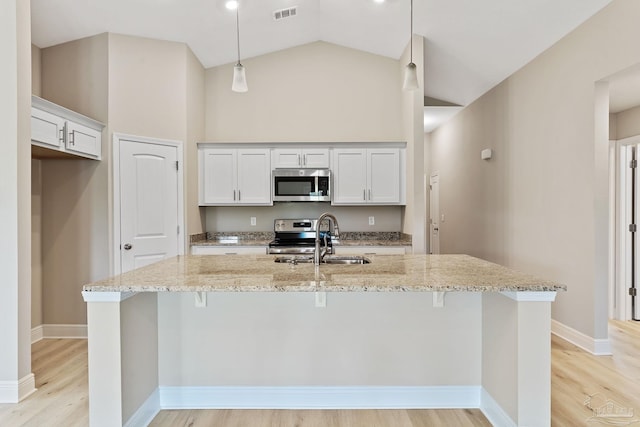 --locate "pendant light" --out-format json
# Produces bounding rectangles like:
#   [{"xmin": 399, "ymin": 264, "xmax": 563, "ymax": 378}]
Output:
[
  {"xmin": 232, "ymin": 2, "xmax": 248, "ymax": 93},
  {"xmin": 403, "ymin": 0, "xmax": 419, "ymax": 91}
]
